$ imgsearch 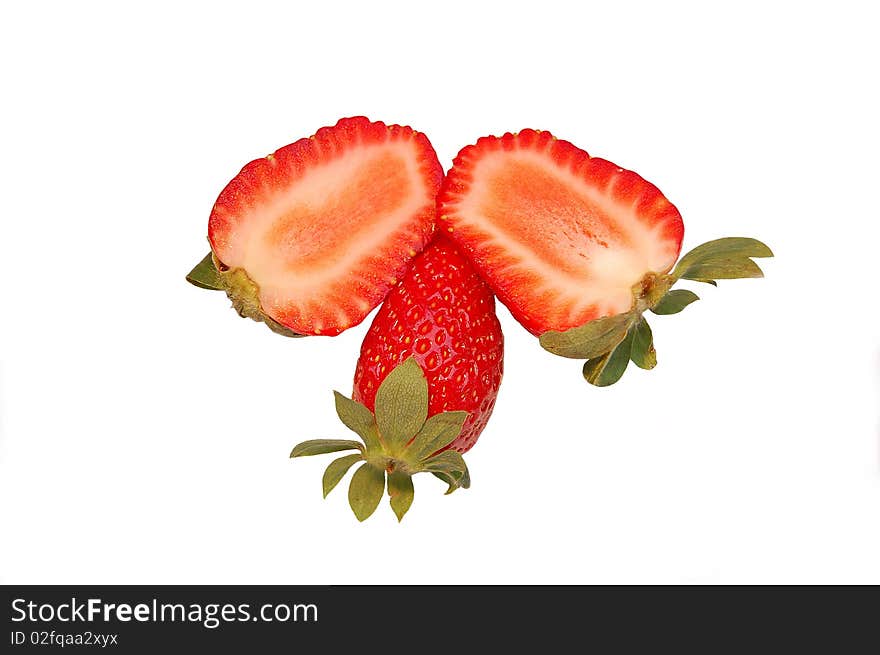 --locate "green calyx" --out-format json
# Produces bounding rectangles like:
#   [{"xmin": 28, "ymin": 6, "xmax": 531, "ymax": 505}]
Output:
[
  {"xmin": 539, "ymin": 237, "xmax": 773, "ymax": 387},
  {"xmin": 186, "ymin": 251, "xmax": 303, "ymax": 338},
  {"xmin": 290, "ymin": 358, "xmax": 471, "ymax": 522}
]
